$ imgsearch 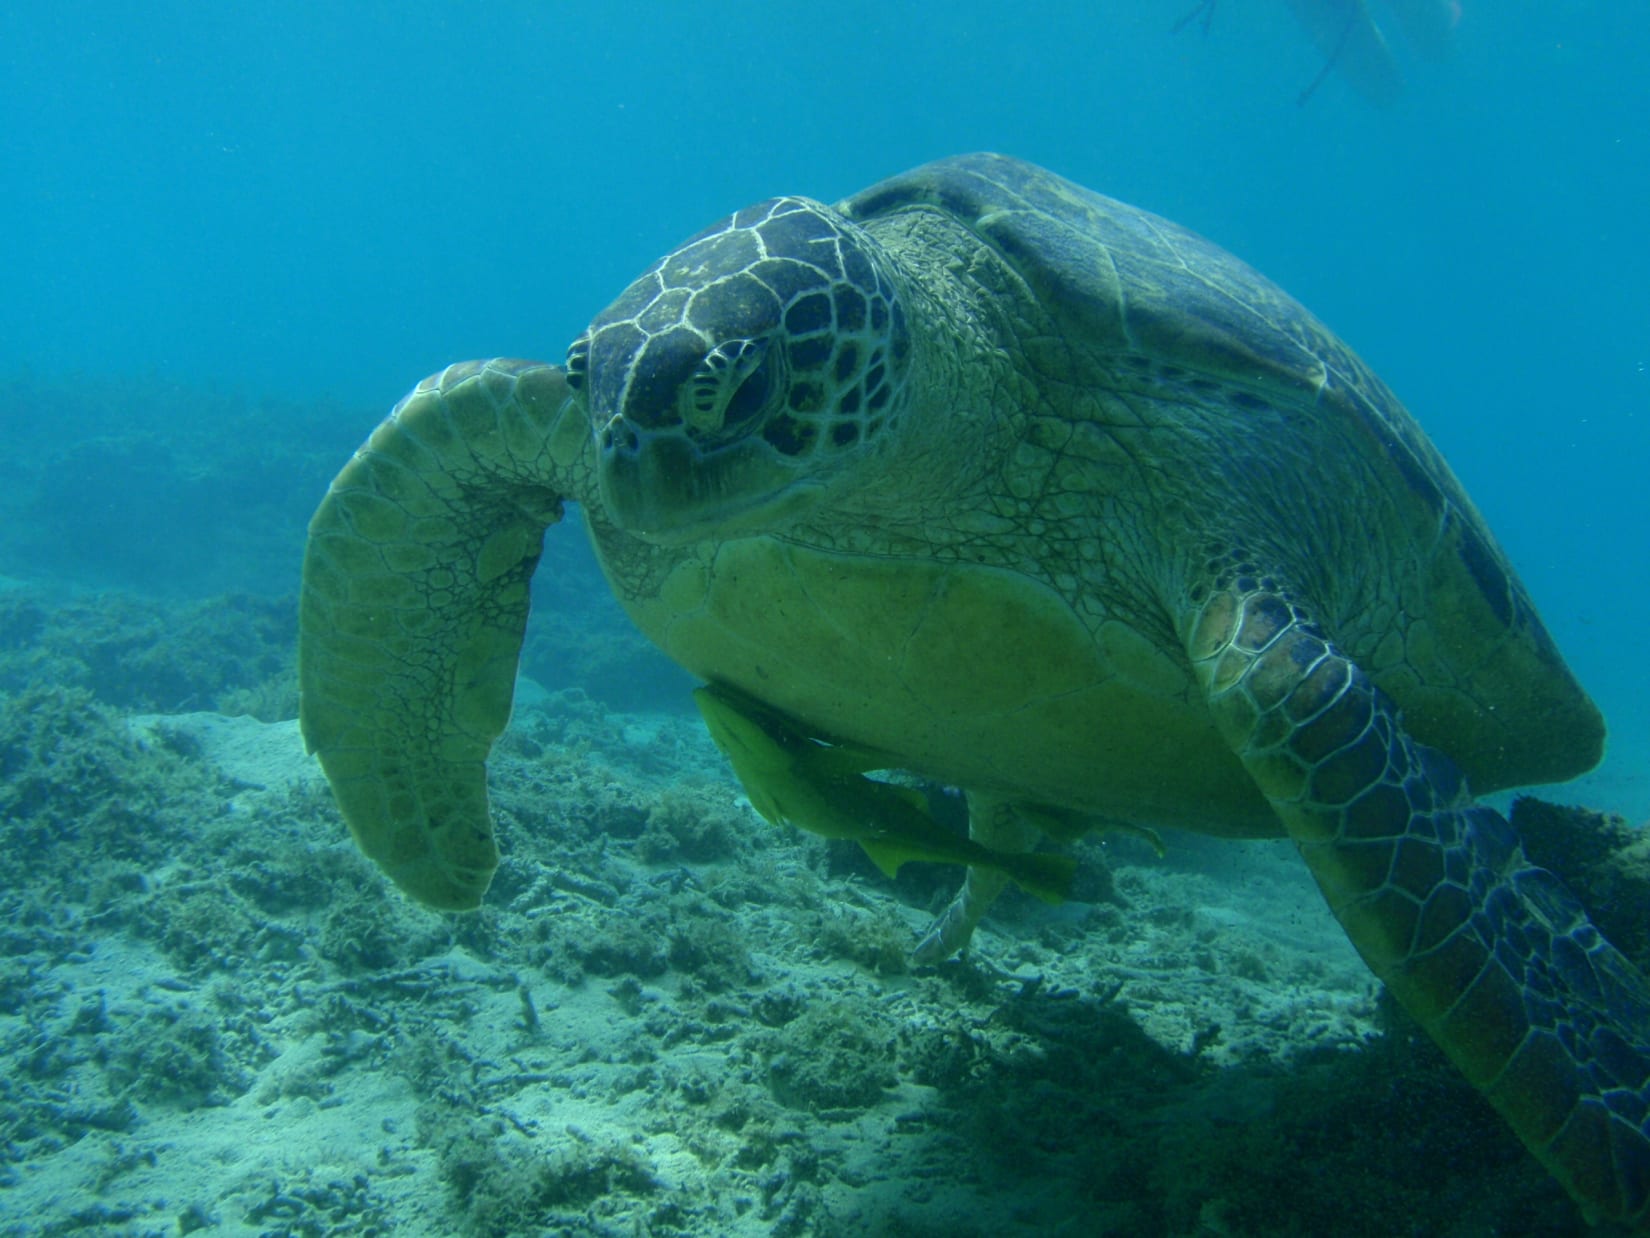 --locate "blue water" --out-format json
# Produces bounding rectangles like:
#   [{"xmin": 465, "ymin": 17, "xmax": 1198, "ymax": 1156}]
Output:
[
  {"xmin": 3, "ymin": 6, "xmax": 1650, "ymax": 1232},
  {"xmin": 1, "ymin": 2, "xmax": 1645, "ymax": 794}
]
